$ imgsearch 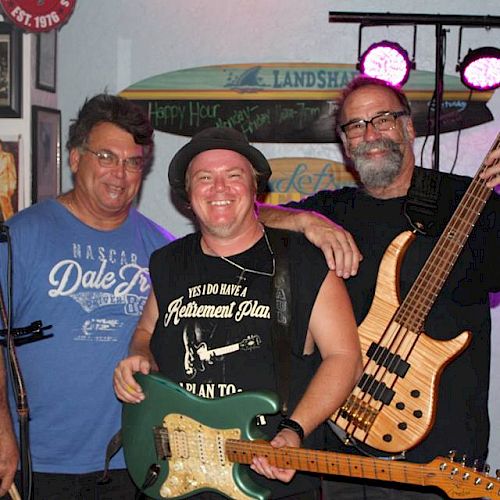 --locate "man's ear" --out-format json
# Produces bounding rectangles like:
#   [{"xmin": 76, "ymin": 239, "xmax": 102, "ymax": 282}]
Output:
[
  {"xmin": 340, "ymin": 132, "xmax": 352, "ymax": 159},
  {"xmin": 405, "ymin": 117, "xmax": 416, "ymax": 144},
  {"xmin": 69, "ymin": 148, "xmax": 81, "ymax": 174}
]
